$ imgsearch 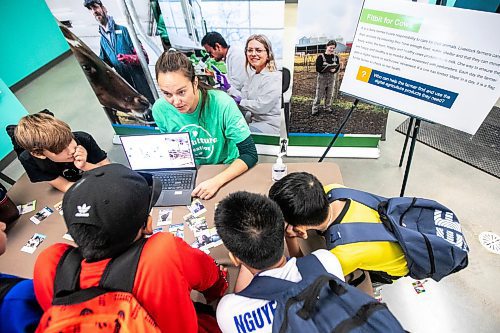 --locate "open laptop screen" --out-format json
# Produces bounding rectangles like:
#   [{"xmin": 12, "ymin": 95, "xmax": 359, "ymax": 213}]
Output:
[{"xmin": 120, "ymin": 133, "xmax": 196, "ymax": 171}]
